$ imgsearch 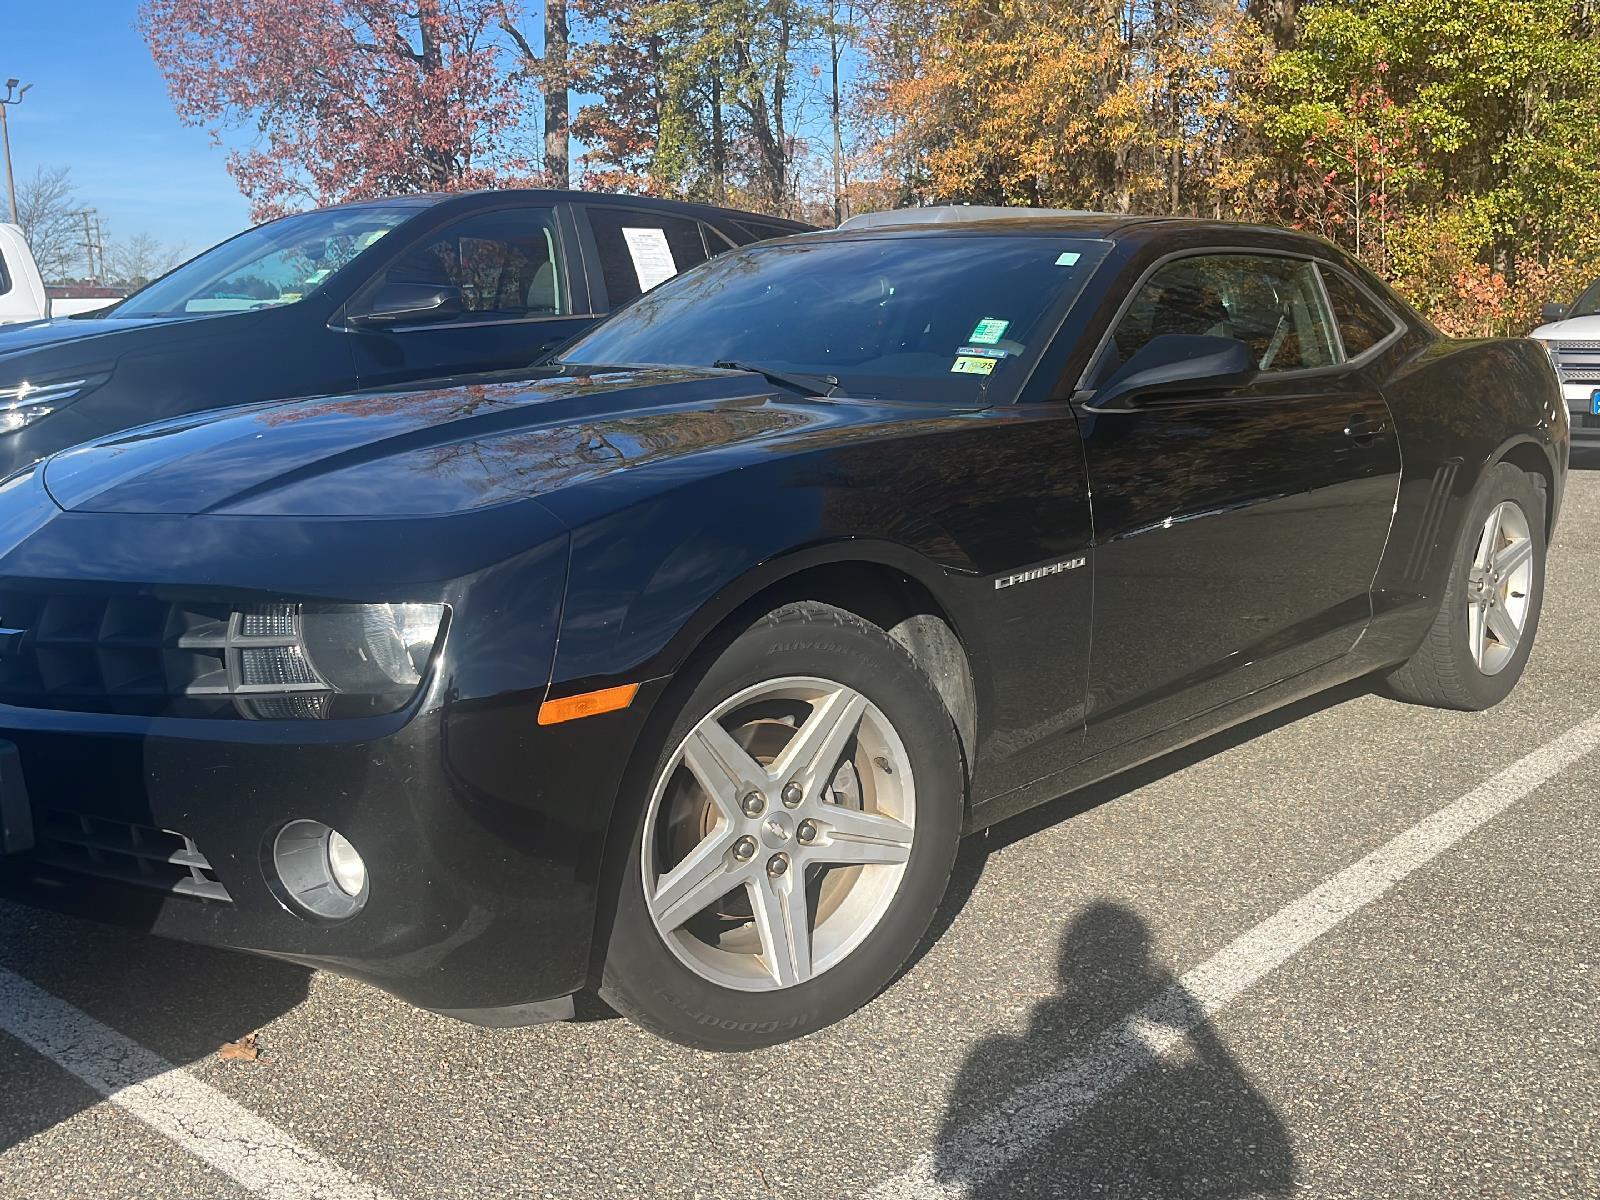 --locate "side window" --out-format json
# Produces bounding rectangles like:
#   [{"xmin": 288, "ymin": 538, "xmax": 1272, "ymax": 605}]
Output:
[
  {"xmin": 376, "ymin": 208, "xmax": 567, "ymax": 320},
  {"xmin": 1102, "ymin": 253, "xmax": 1340, "ymax": 380},
  {"xmin": 1318, "ymin": 265, "xmax": 1400, "ymax": 357},
  {"xmin": 730, "ymin": 218, "xmax": 799, "ymax": 244},
  {"xmin": 0, "ymin": 247, "xmax": 11, "ymax": 297},
  {"xmin": 585, "ymin": 208, "xmax": 710, "ymax": 307}
]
